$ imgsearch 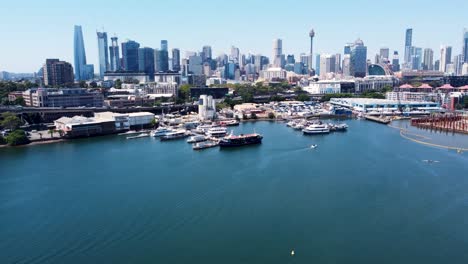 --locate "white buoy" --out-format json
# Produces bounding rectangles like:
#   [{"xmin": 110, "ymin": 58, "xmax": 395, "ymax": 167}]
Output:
[{"xmin": 291, "ymin": 250, "xmax": 295, "ymax": 256}]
